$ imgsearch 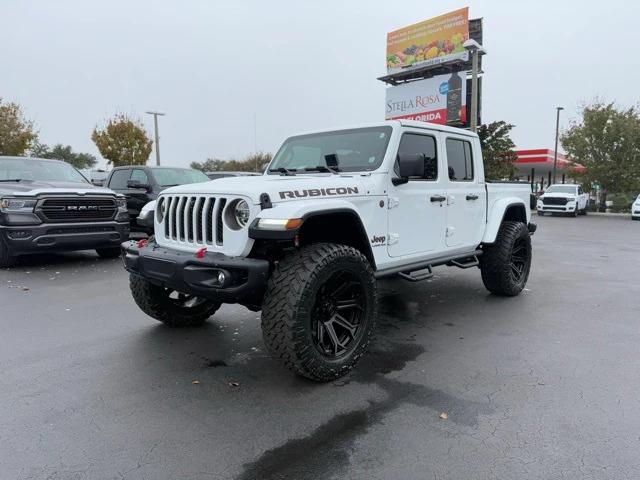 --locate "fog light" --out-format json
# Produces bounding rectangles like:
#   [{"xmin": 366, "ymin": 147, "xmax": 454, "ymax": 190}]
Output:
[
  {"xmin": 216, "ymin": 271, "xmax": 226, "ymax": 285},
  {"xmin": 8, "ymin": 230, "xmax": 31, "ymax": 239}
]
